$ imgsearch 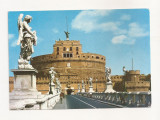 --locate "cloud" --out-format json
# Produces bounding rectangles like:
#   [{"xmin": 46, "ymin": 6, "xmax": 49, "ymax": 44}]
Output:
[
  {"xmin": 128, "ymin": 22, "xmax": 149, "ymax": 37},
  {"xmin": 52, "ymin": 28, "xmax": 59, "ymax": 34},
  {"xmin": 72, "ymin": 10, "xmax": 117, "ymax": 33},
  {"xmin": 111, "ymin": 22, "xmax": 149, "ymax": 45},
  {"xmin": 11, "ymin": 40, "xmax": 18, "ymax": 47},
  {"xmin": 72, "ymin": 10, "xmax": 149, "ymax": 45},
  {"xmin": 8, "ymin": 33, "xmax": 17, "ymax": 47},
  {"xmin": 37, "ymin": 36, "xmax": 44, "ymax": 44},
  {"xmin": 98, "ymin": 22, "xmax": 127, "ymax": 34},
  {"xmin": 112, "ymin": 35, "xmax": 135, "ymax": 44},
  {"xmin": 120, "ymin": 14, "xmax": 131, "ymax": 21},
  {"xmin": 8, "ymin": 34, "xmax": 15, "ymax": 40}
]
